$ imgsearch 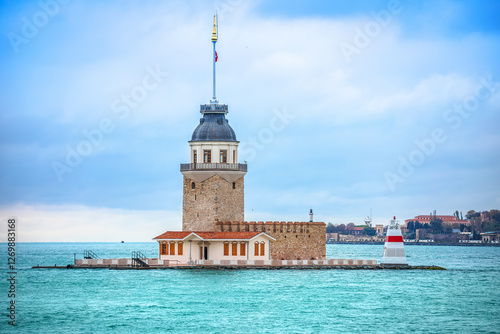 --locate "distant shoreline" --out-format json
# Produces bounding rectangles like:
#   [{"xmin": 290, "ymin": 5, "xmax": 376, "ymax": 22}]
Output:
[{"xmin": 326, "ymin": 241, "xmax": 500, "ymax": 247}]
